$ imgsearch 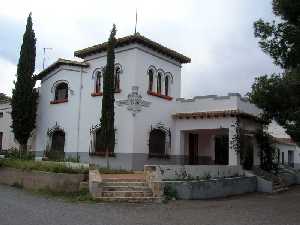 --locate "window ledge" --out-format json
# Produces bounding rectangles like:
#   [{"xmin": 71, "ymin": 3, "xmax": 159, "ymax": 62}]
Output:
[
  {"xmin": 147, "ymin": 91, "xmax": 173, "ymax": 101},
  {"xmin": 50, "ymin": 99, "xmax": 68, "ymax": 104},
  {"xmin": 91, "ymin": 92, "xmax": 103, "ymax": 97},
  {"xmin": 114, "ymin": 89, "xmax": 121, "ymax": 94}
]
